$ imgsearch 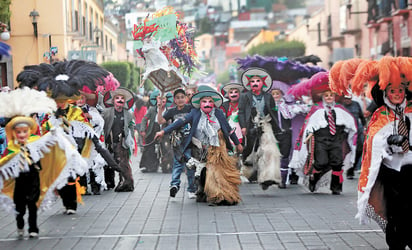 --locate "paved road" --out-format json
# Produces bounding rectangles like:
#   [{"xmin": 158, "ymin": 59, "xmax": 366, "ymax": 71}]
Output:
[{"xmin": 0, "ymin": 154, "xmax": 387, "ymax": 250}]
